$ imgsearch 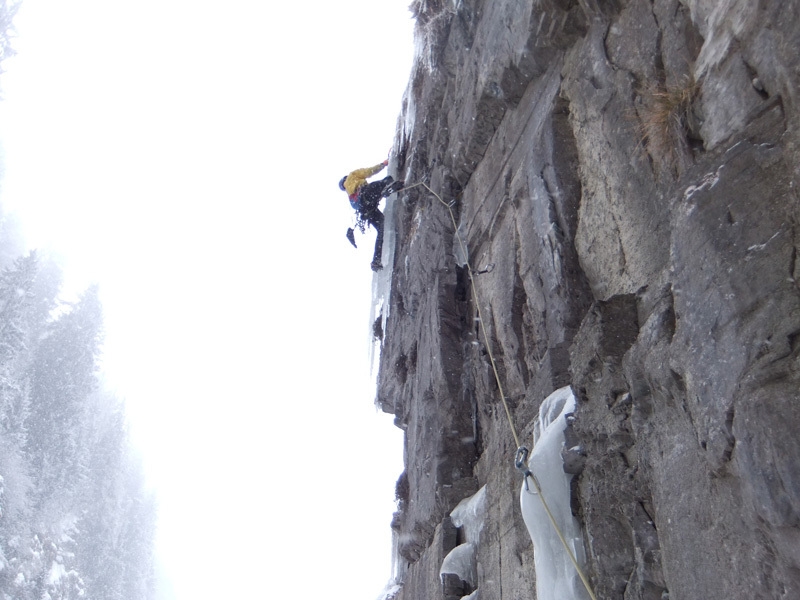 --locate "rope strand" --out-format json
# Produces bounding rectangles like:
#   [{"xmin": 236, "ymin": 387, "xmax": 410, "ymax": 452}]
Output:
[{"xmin": 418, "ymin": 182, "xmax": 596, "ymax": 600}]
